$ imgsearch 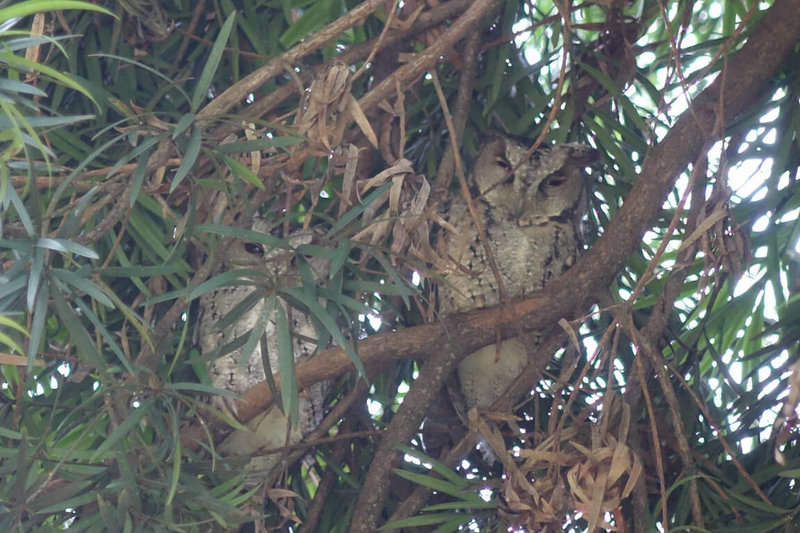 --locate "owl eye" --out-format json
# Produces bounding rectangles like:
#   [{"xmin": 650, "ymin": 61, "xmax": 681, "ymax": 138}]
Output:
[
  {"xmin": 243, "ymin": 242, "xmax": 265, "ymax": 257},
  {"xmin": 542, "ymin": 173, "xmax": 566, "ymax": 188},
  {"xmin": 495, "ymin": 157, "xmax": 513, "ymax": 172}
]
